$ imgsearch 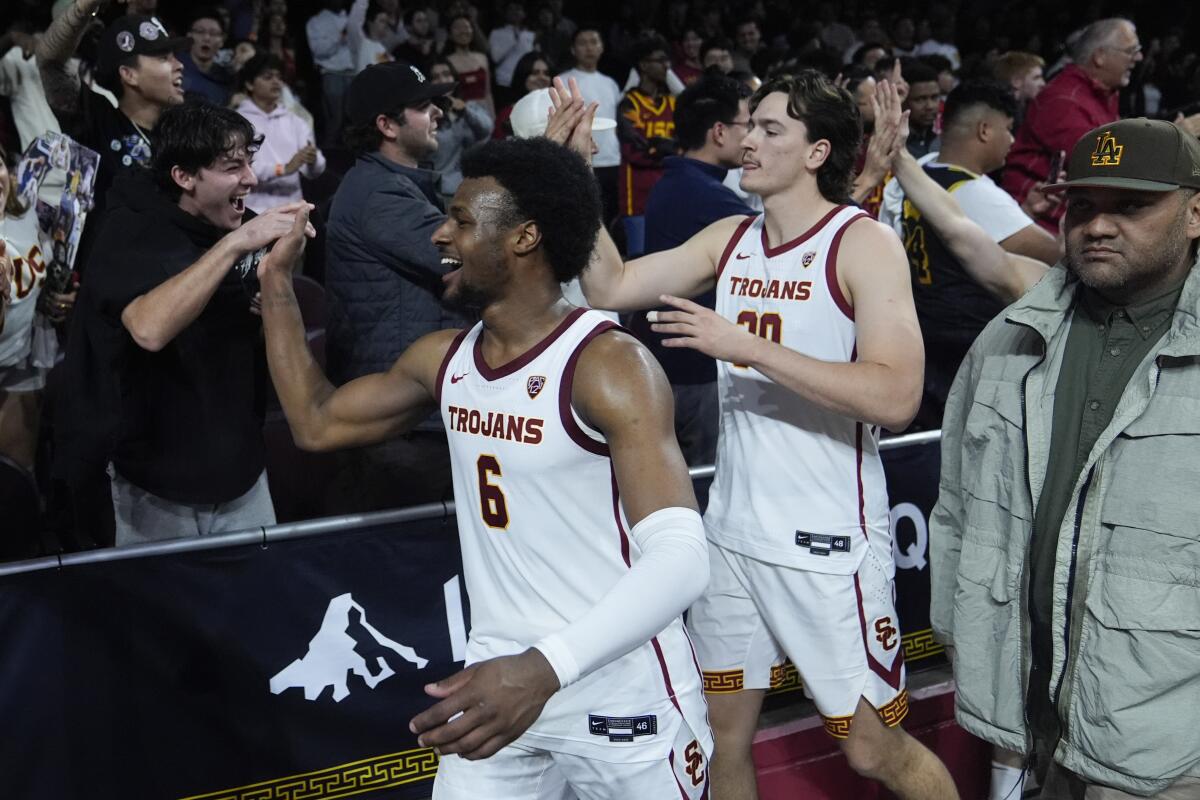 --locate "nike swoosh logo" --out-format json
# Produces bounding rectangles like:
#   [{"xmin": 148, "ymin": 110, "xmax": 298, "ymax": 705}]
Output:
[
  {"xmin": 451, "ymin": 372, "xmax": 469, "ymax": 384},
  {"xmin": 735, "ymin": 253, "xmax": 752, "ymax": 260}
]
